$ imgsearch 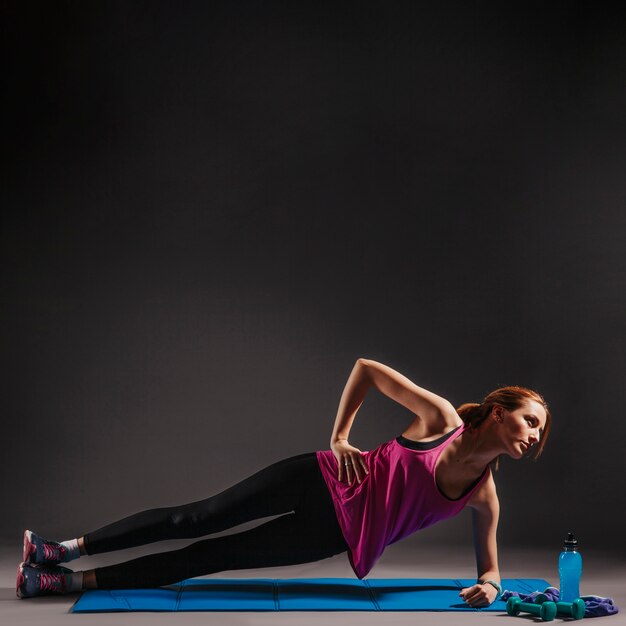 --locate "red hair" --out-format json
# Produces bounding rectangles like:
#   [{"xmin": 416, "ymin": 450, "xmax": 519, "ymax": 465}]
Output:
[{"xmin": 456, "ymin": 386, "xmax": 551, "ymax": 470}]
